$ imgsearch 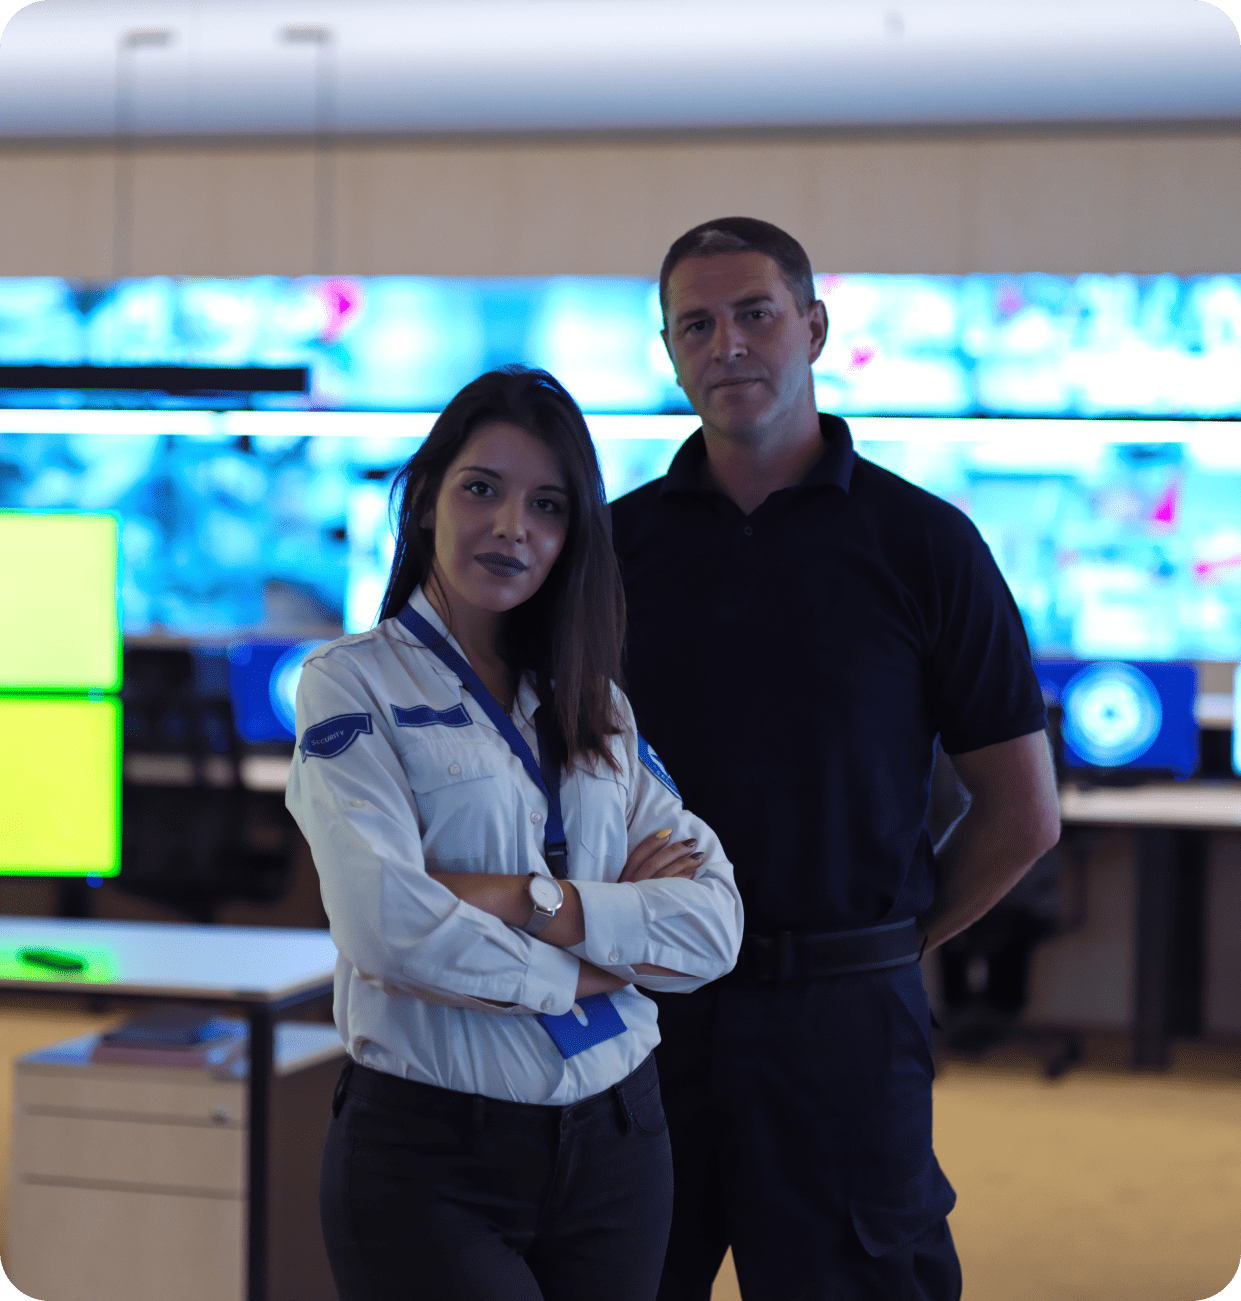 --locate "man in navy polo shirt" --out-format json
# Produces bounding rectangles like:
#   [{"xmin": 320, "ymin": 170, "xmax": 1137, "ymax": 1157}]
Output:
[{"xmin": 610, "ymin": 217, "xmax": 1061, "ymax": 1301}]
